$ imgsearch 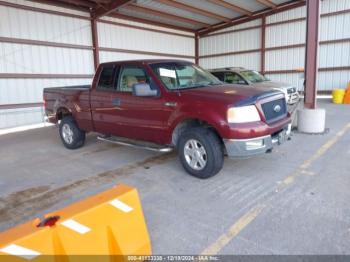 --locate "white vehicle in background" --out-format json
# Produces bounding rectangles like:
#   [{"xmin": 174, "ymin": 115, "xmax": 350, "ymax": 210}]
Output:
[{"xmin": 210, "ymin": 67, "xmax": 300, "ymax": 105}]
